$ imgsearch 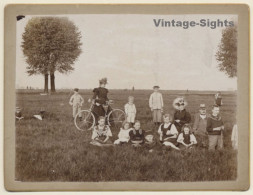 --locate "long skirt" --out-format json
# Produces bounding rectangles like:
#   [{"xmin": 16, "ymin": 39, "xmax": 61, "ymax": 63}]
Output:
[{"xmin": 92, "ymin": 105, "xmax": 112, "ymax": 124}]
